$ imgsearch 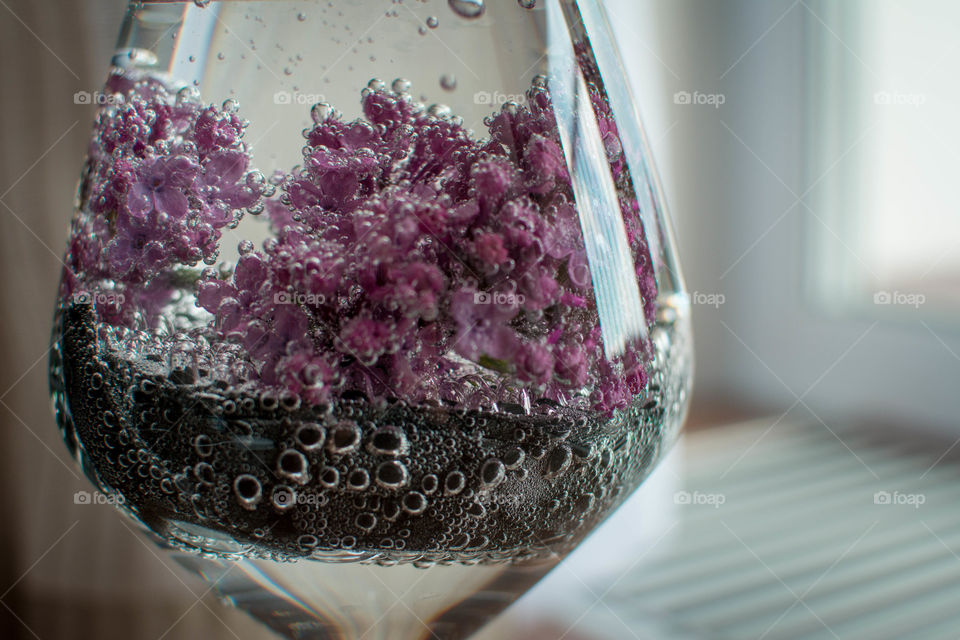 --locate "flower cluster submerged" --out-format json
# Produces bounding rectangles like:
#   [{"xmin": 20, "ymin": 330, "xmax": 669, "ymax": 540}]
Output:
[{"xmin": 64, "ymin": 72, "xmax": 658, "ymax": 415}]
